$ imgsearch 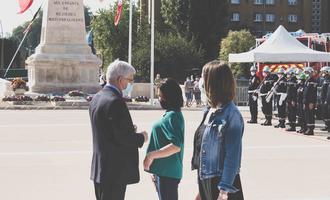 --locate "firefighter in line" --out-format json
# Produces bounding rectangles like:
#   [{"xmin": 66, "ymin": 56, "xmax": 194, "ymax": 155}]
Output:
[
  {"xmin": 320, "ymin": 66, "xmax": 330, "ymax": 132},
  {"xmin": 259, "ymin": 66, "xmax": 277, "ymax": 126},
  {"xmin": 296, "ymin": 73, "xmax": 307, "ymax": 133},
  {"xmin": 302, "ymin": 67, "xmax": 318, "ymax": 135},
  {"xmin": 285, "ymin": 67, "xmax": 298, "ymax": 131},
  {"xmin": 247, "ymin": 65, "xmax": 261, "ymax": 124},
  {"xmin": 274, "ymin": 68, "xmax": 287, "ymax": 128}
]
